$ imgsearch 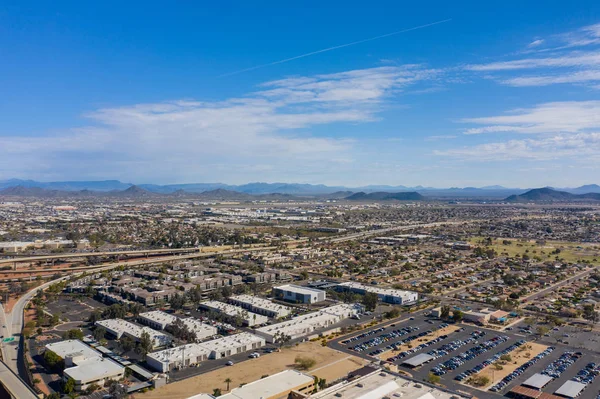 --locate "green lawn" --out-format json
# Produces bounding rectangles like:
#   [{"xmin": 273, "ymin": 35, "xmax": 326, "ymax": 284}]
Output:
[{"xmin": 468, "ymin": 237, "xmax": 600, "ymax": 264}]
